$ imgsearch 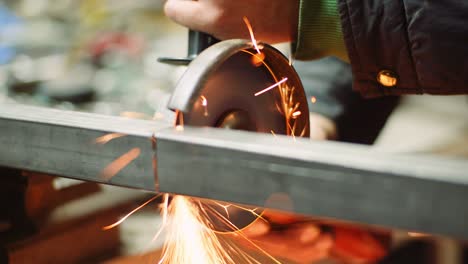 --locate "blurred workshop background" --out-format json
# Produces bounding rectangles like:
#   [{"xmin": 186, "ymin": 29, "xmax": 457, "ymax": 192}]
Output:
[
  {"xmin": 0, "ymin": 1, "xmax": 182, "ymax": 263},
  {"xmin": 0, "ymin": 0, "xmax": 184, "ymax": 116},
  {"xmin": 0, "ymin": 0, "xmax": 467, "ymax": 263}
]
